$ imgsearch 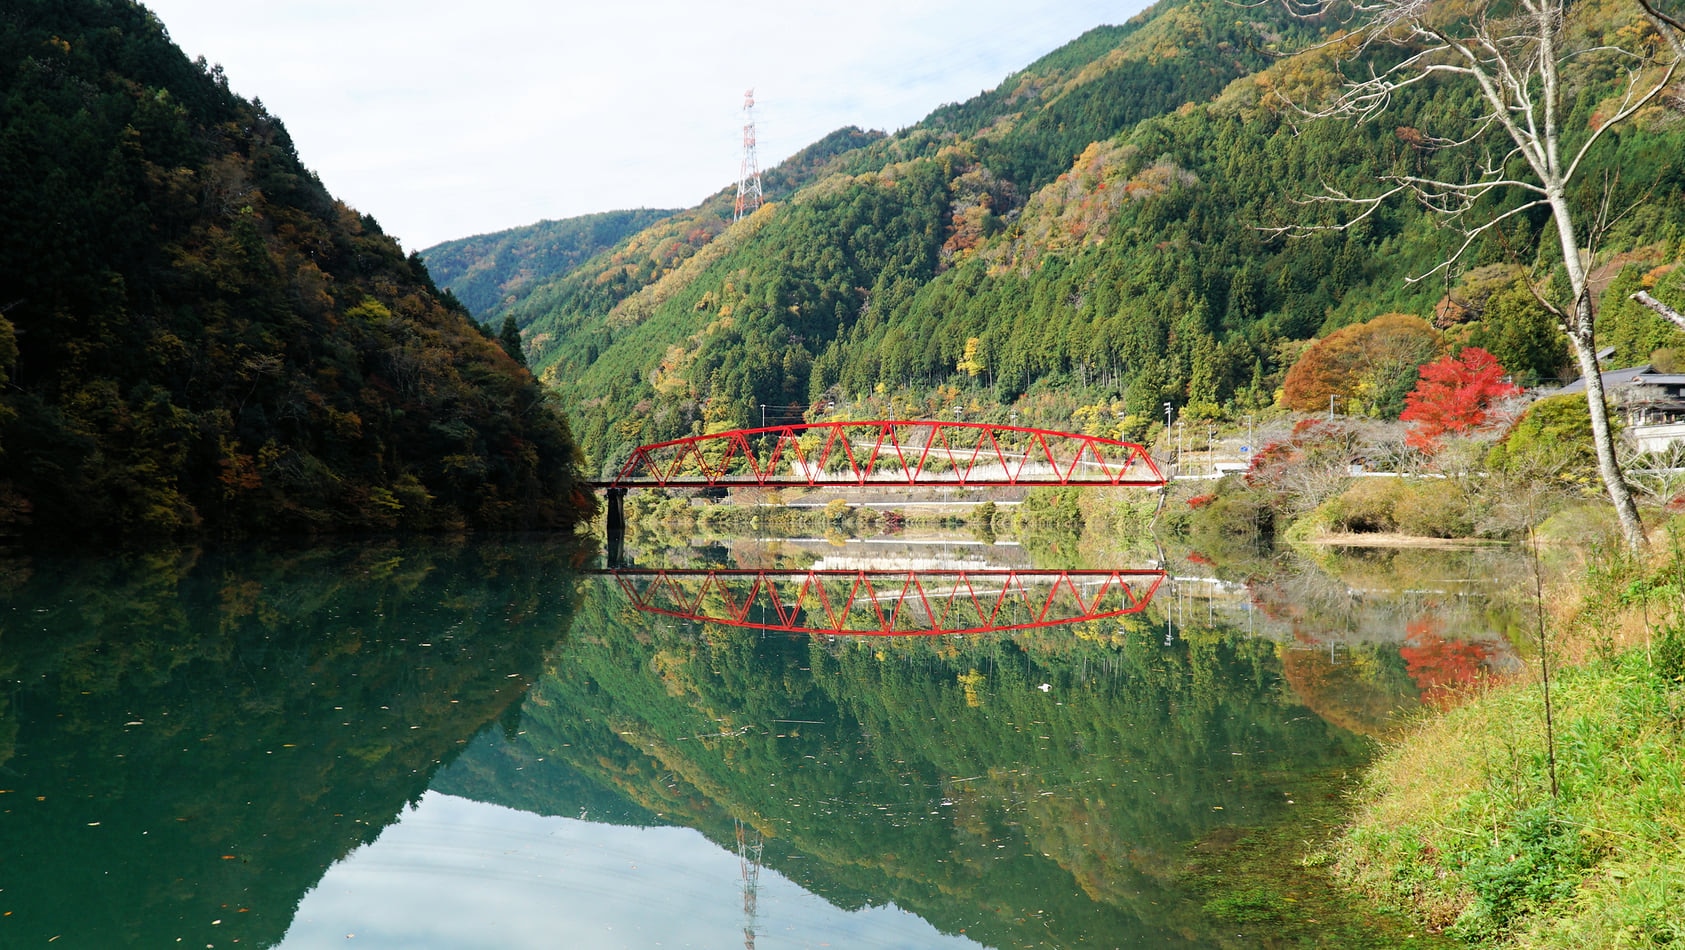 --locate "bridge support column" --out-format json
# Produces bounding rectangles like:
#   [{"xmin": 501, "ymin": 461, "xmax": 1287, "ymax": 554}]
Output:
[{"xmin": 605, "ymin": 488, "xmax": 626, "ymax": 567}]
